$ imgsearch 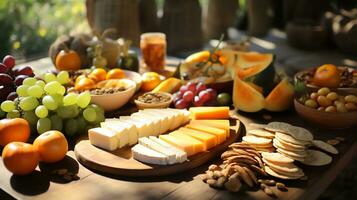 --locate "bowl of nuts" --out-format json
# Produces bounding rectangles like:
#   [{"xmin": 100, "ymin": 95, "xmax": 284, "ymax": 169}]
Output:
[
  {"xmin": 134, "ymin": 92, "xmax": 173, "ymax": 109},
  {"xmin": 294, "ymin": 87, "xmax": 357, "ymax": 129},
  {"xmin": 90, "ymin": 79, "xmax": 136, "ymax": 111}
]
